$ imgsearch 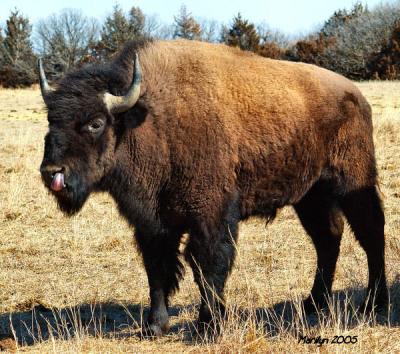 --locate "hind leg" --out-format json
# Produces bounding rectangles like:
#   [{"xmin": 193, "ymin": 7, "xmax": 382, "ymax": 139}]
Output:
[
  {"xmin": 339, "ymin": 186, "xmax": 388, "ymax": 310},
  {"xmin": 294, "ymin": 182, "xmax": 344, "ymax": 311}
]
